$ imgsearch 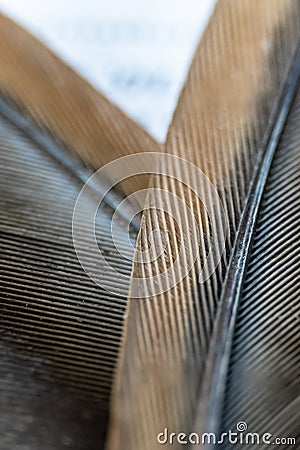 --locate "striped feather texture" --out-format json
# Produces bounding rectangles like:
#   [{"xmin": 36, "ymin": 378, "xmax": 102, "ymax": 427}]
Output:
[
  {"xmin": 107, "ymin": 2, "xmax": 300, "ymax": 449},
  {"xmin": 0, "ymin": 107, "xmax": 137, "ymax": 448},
  {"xmin": 0, "ymin": 13, "xmax": 161, "ymax": 194},
  {"xmin": 0, "ymin": 12, "xmax": 164, "ymax": 449},
  {"xmin": 219, "ymin": 83, "xmax": 300, "ymax": 449},
  {"xmin": 1, "ymin": 4, "xmax": 299, "ymax": 450},
  {"xmin": 193, "ymin": 43, "xmax": 300, "ymax": 440}
]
